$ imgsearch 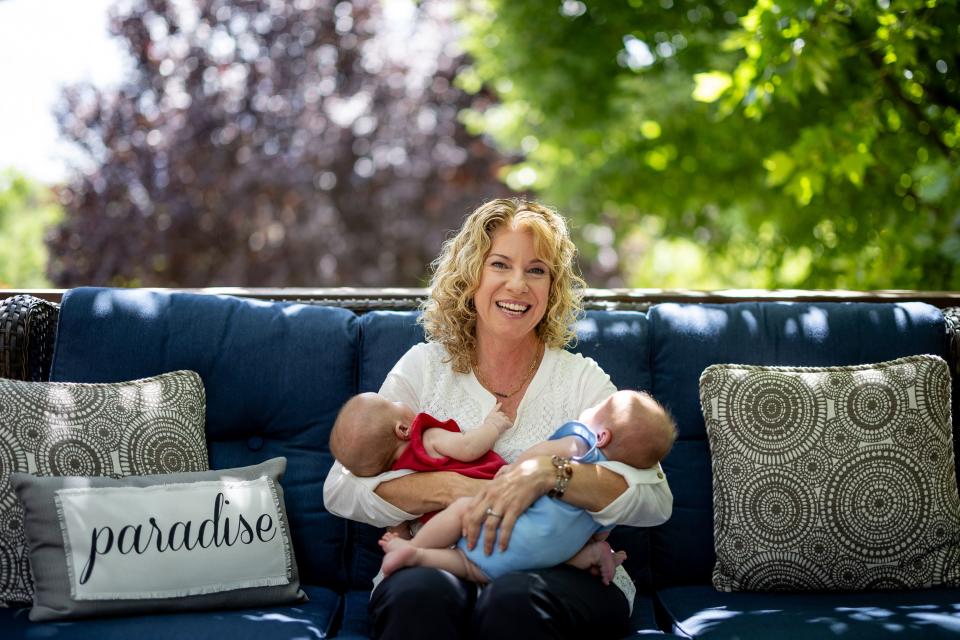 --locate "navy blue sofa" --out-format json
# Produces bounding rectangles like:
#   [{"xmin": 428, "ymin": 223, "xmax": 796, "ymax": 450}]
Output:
[{"xmin": 3, "ymin": 287, "xmax": 960, "ymax": 639}]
